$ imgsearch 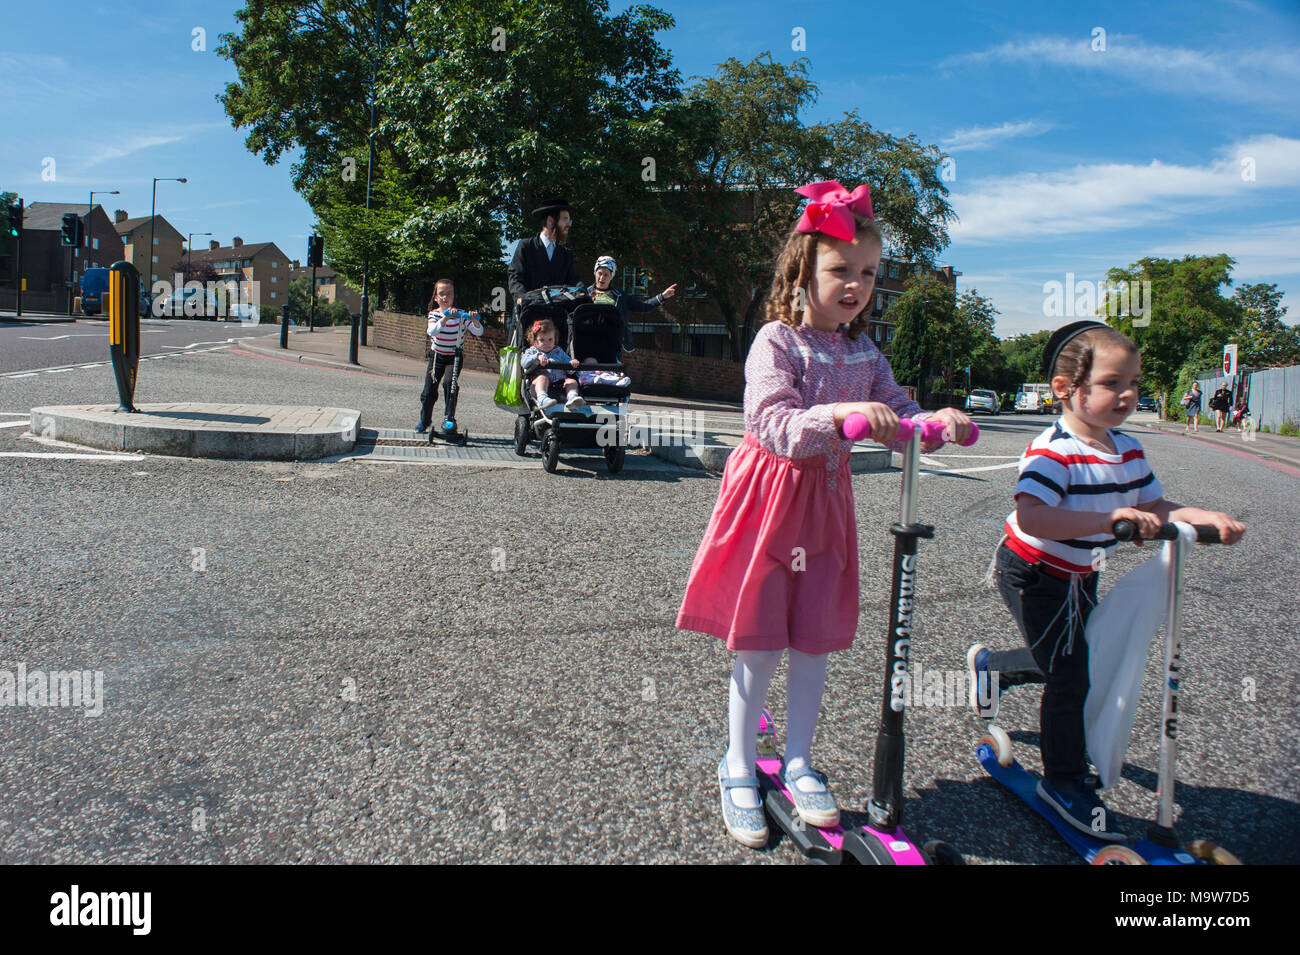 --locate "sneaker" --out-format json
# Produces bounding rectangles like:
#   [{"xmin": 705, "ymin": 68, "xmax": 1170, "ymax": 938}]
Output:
[
  {"xmin": 718, "ymin": 757, "xmax": 768, "ymax": 849},
  {"xmin": 565, "ymin": 393, "xmax": 587, "ymax": 412},
  {"xmin": 779, "ymin": 762, "xmax": 839, "ymax": 829},
  {"xmin": 966, "ymin": 644, "xmax": 1003, "ymax": 720},
  {"xmin": 1036, "ymin": 776, "xmax": 1127, "ymax": 843},
  {"xmin": 538, "ymin": 394, "xmax": 558, "ymax": 410},
  {"xmin": 414, "ymin": 421, "xmax": 429, "ymax": 434}
]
